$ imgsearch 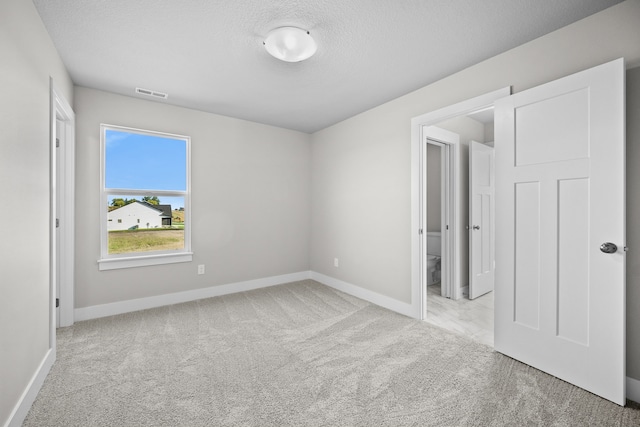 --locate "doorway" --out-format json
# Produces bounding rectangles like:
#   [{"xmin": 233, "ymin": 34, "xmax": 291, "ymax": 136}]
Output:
[
  {"xmin": 424, "ymin": 117, "xmax": 495, "ymax": 346},
  {"xmin": 50, "ymin": 80, "xmax": 75, "ymax": 336},
  {"xmin": 422, "ymin": 127, "xmax": 459, "ymax": 309},
  {"xmin": 410, "ymin": 87, "xmax": 510, "ymax": 345},
  {"xmin": 411, "ymin": 59, "xmax": 626, "ymax": 405},
  {"xmin": 425, "ymin": 141, "xmax": 446, "ymax": 297}
]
